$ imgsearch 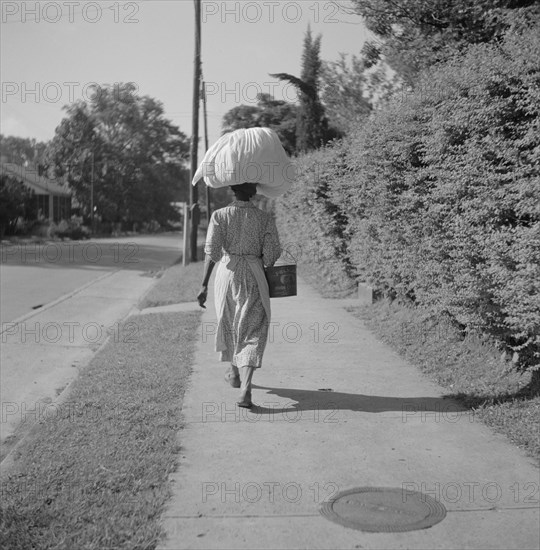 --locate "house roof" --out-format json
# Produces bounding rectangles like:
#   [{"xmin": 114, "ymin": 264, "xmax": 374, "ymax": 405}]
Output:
[{"xmin": 1, "ymin": 162, "xmax": 71, "ymax": 197}]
